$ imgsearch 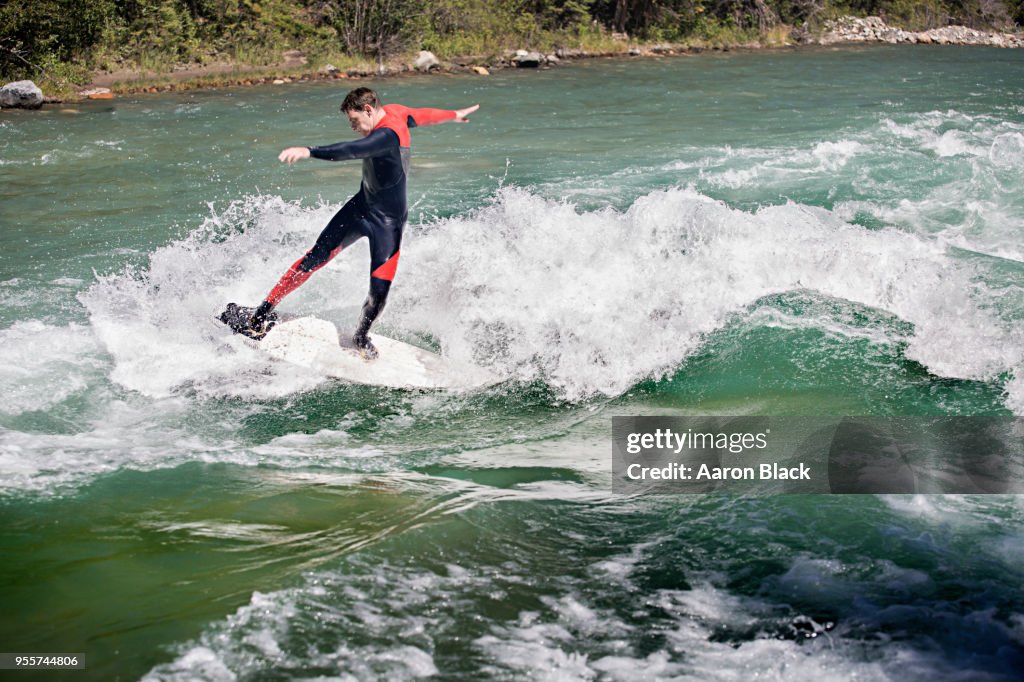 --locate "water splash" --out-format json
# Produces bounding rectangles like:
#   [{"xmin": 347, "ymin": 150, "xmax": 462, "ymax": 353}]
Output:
[{"xmin": 74, "ymin": 185, "xmax": 1021, "ymax": 408}]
